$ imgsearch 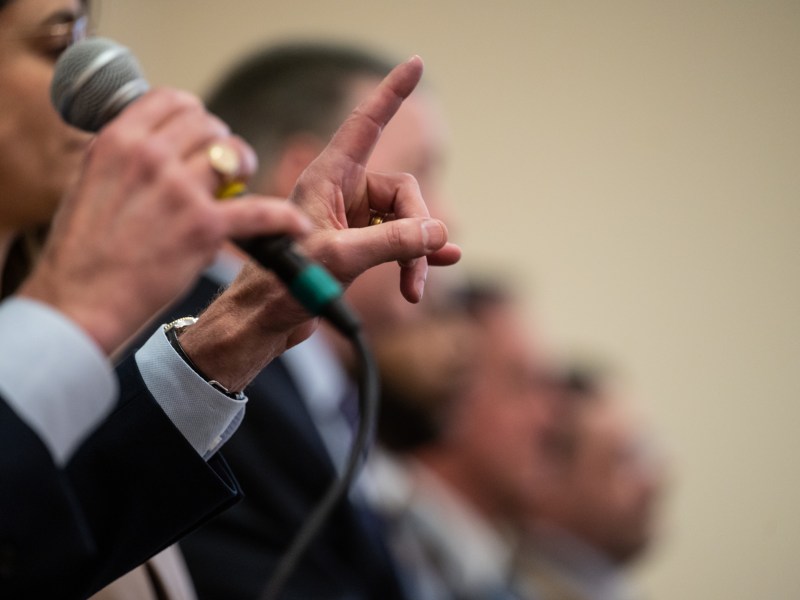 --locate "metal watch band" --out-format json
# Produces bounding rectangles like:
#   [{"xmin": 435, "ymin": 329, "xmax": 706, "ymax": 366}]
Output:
[{"xmin": 164, "ymin": 317, "xmax": 244, "ymax": 400}]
